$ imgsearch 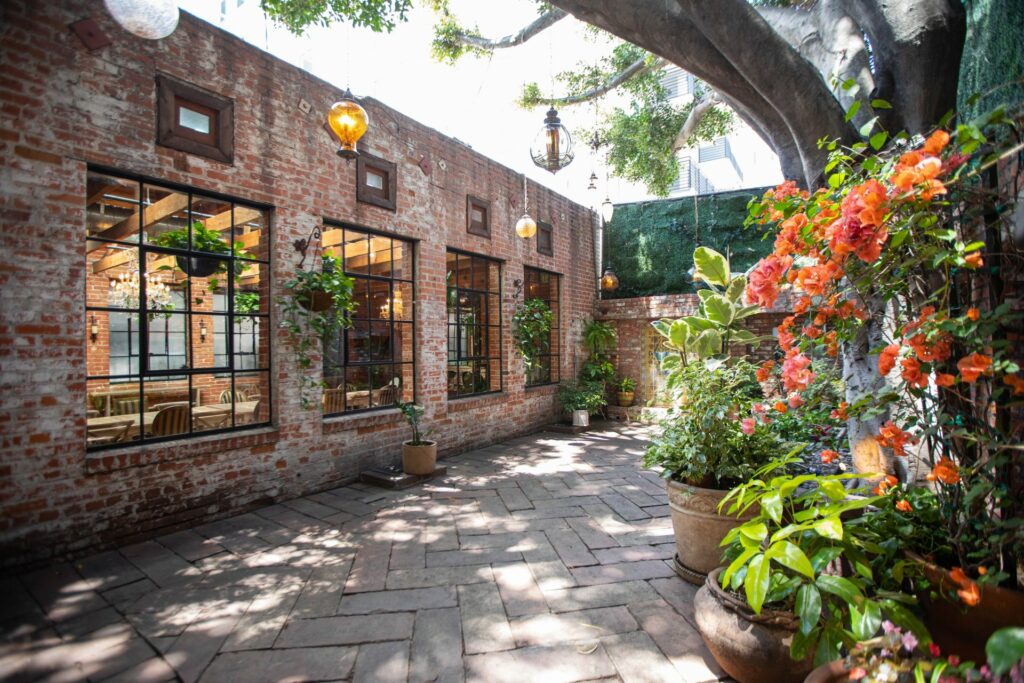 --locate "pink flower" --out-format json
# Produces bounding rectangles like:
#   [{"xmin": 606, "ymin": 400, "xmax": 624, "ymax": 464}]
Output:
[
  {"xmin": 787, "ymin": 393, "xmax": 804, "ymax": 409},
  {"xmin": 902, "ymin": 631, "xmax": 918, "ymax": 652},
  {"xmin": 752, "ymin": 403, "xmax": 767, "ymax": 415},
  {"xmin": 741, "ymin": 418, "xmax": 756, "ymax": 435},
  {"xmin": 781, "ymin": 353, "xmax": 816, "ymax": 393}
]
